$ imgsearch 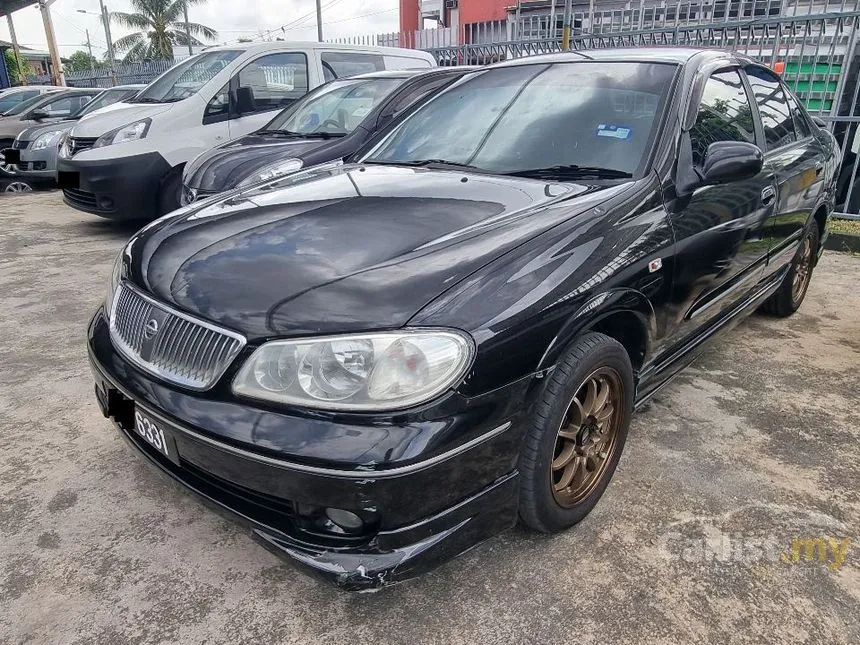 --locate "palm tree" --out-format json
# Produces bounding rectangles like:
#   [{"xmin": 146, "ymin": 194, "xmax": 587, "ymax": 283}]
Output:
[{"xmin": 111, "ymin": 0, "xmax": 218, "ymax": 63}]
